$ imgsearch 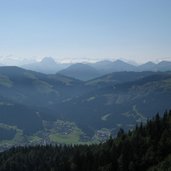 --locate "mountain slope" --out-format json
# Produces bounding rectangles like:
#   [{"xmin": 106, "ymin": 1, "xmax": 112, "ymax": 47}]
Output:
[
  {"xmin": 0, "ymin": 66, "xmax": 83, "ymax": 106},
  {"xmin": 0, "ymin": 66, "xmax": 84, "ymax": 137},
  {"xmin": 138, "ymin": 61, "xmax": 157, "ymax": 71},
  {"xmin": 85, "ymin": 71, "xmax": 155, "ymax": 88},
  {"xmin": 0, "ymin": 67, "xmax": 171, "ymax": 146},
  {"xmin": 157, "ymin": 61, "xmax": 171, "ymax": 71},
  {"xmin": 53, "ymin": 72, "xmax": 171, "ymax": 135},
  {"xmin": 0, "ymin": 97, "xmax": 43, "ymax": 135},
  {"xmin": 58, "ymin": 63, "xmax": 100, "ymax": 81}
]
